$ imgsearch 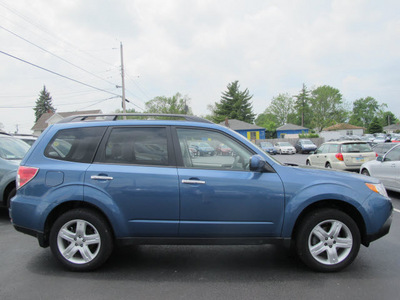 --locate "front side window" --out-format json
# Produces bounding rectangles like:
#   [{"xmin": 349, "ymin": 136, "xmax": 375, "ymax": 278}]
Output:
[
  {"xmin": 102, "ymin": 127, "xmax": 169, "ymax": 166},
  {"xmin": 44, "ymin": 127, "xmax": 106, "ymax": 163},
  {"xmin": 177, "ymin": 128, "xmax": 253, "ymax": 170}
]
